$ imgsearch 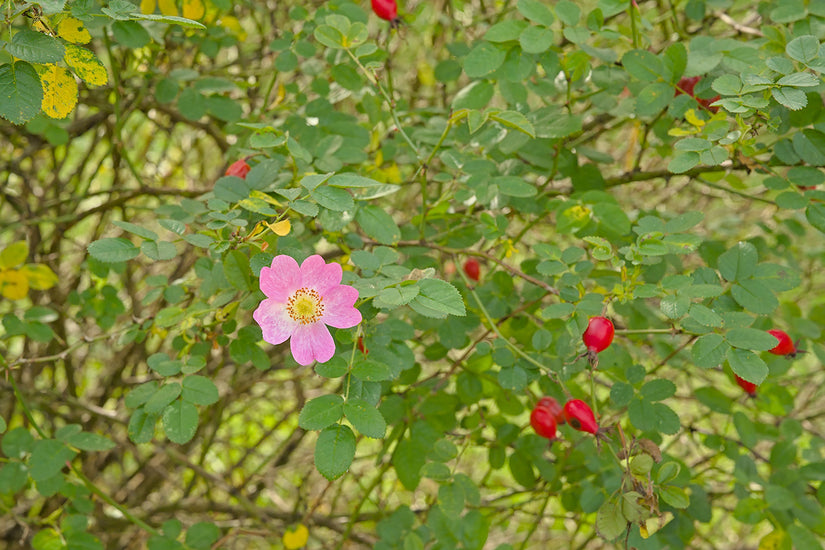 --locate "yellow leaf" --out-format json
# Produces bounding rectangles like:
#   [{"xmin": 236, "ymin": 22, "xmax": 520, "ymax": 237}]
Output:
[
  {"xmin": 56, "ymin": 16, "xmax": 92, "ymax": 44},
  {"xmin": 0, "ymin": 269, "xmax": 29, "ymax": 300},
  {"xmin": 265, "ymin": 220, "xmax": 291, "ymax": 236},
  {"xmin": 64, "ymin": 45, "xmax": 108, "ymax": 87},
  {"xmin": 282, "ymin": 524, "xmax": 308, "ymax": 550},
  {"xmin": 268, "ymin": 83, "xmax": 286, "ymax": 109},
  {"xmin": 0, "ymin": 241, "xmax": 29, "ymax": 269},
  {"xmin": 140, "ymin": 0, "xmax": 157, "ymax": 13},
  {"xmin": 158, "ymin": 0, "xmax": 179, "ymax": 16},
  {"xmin": 220, "ymin": 15, "xmax": 246, "ymax": 40},
  {"xmin": 182, "ymin": 0, "xmax": 205, "ymax": 20},
  {"xmin": 684, "ymin": 109, "xmax": 705, "ymax": 127},
  {"xmin": 759, "ymin": 530, "xmax": 791, "ymax": 550},
  {"xmin": 640, "ymin": 512, "xmax": 673, "ymax": 539},
  {"xmin": 40, "ymin": 64, "xmax": 79, "ymax": 119},
  {"xmin": 21, "ymin": 264, "xmax": 59, "ymax": 290},
  {"xmin": 417, "ymin": 61, "xmax": 436, "ymax": 87}
]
